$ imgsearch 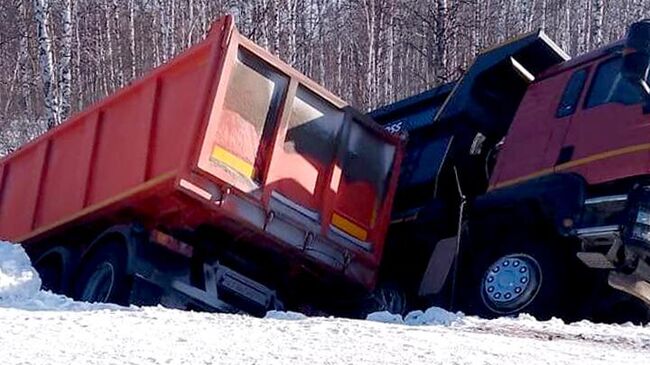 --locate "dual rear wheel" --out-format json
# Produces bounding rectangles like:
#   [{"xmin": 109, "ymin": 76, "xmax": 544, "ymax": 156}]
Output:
[{"xmin": 31, "ymin": 241, "xmax": 129, "ymax": 305}]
